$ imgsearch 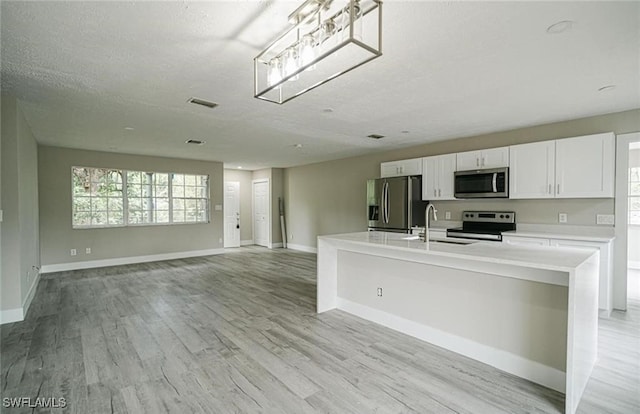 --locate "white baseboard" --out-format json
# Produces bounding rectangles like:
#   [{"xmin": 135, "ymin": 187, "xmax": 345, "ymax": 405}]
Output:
[
  {"xmin": 287, "ymin": 243, "xmax": 317, "ymax": 254},
  {"xmin": 270, "ymin": 242, "xmax": 283, "ymax": 249},
  {"xmin": 241, "ymin": 240, "xmax": 254, "ymax": 246},
  {"xmin": 337, "ymin": 298, "xmax": 566, "ymax": 394},
  {"xmin": 628, "ymin": 261, "xmax": 640, "ymax": 270},
  {"xmin": 40, "ymin": 248, "xmax": 224, "ymax": 274},
  {"xmin": 0, "ymin": 308, "xmax": 24, "ymax": 325},
  {"xmin": 22, "ymin": 270, "xmax": 41, "ymax": 318}
]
